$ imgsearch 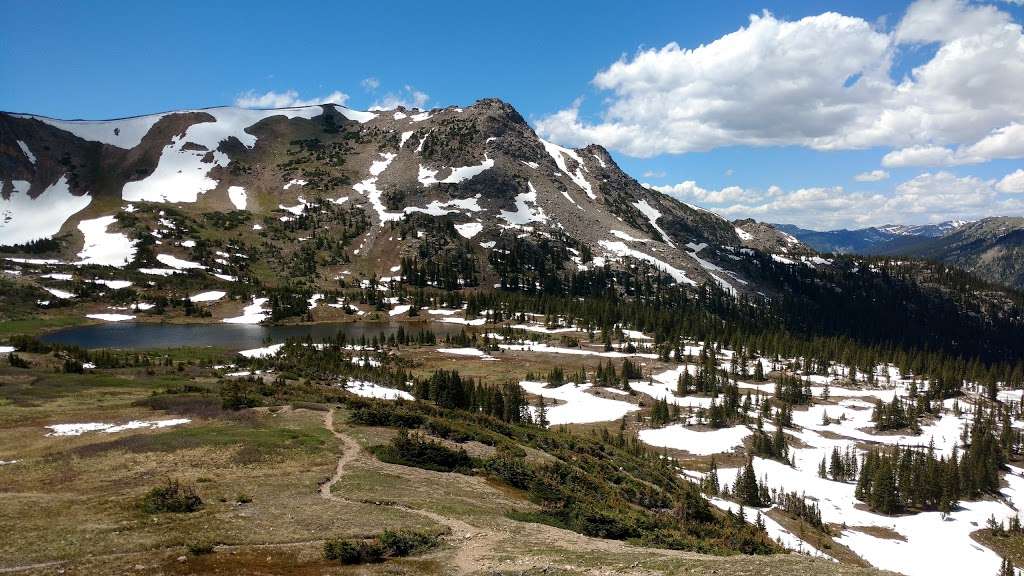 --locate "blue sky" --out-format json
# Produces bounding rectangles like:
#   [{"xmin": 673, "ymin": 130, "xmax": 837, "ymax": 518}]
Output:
[{"xmin": 3, "ymin": 0, "xmax": 1023, "ymax": 229}]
